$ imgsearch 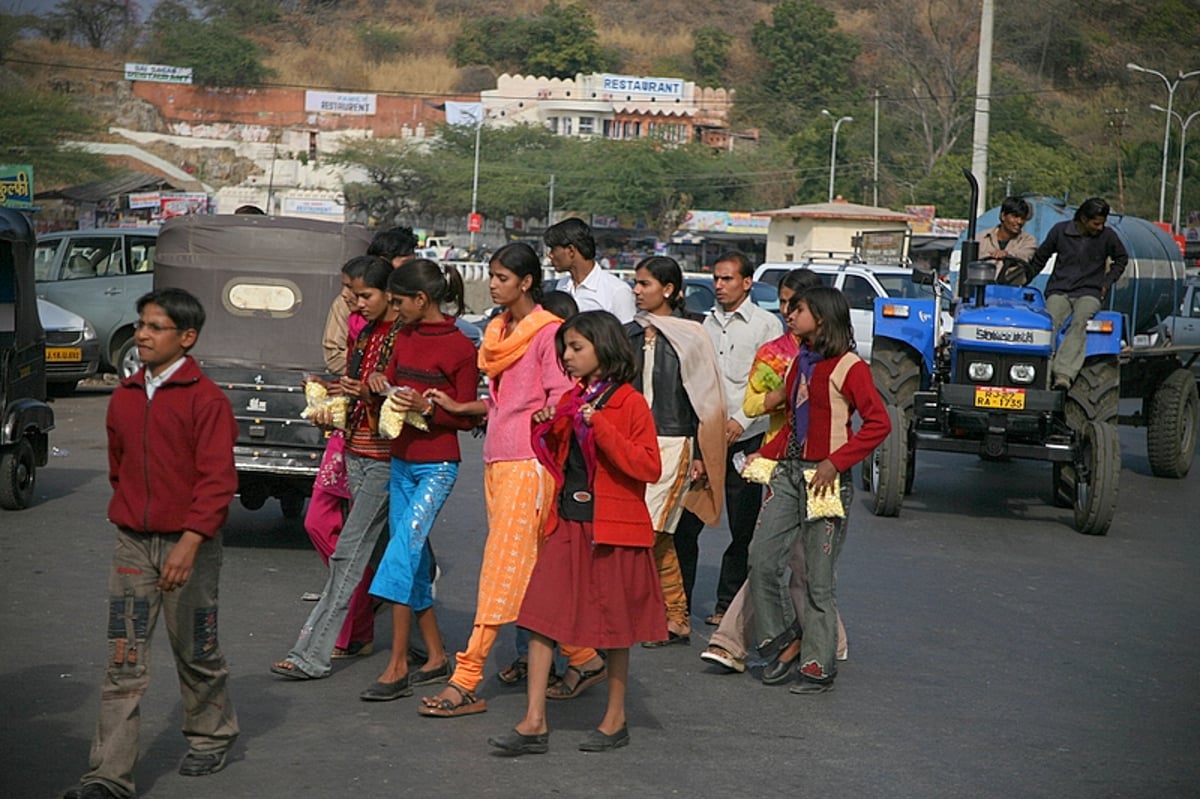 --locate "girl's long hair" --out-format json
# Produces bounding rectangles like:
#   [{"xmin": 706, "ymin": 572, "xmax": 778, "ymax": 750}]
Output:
[
  {"xmin": 556, "ymin": 310, "xmax": 637, "ymax": 384},
  {"xmin": 635, "ymin": 255, "xmax": 685, "ymax": 312},
  {"xmin": 388, "ymin": 258, "xmax": 465, "ymax": 316},
  {"xmin": 802, "ymin": 286, "xmax": 855, "ymax": 359},
  {"xmin": 490, "ymin": 242, "xmax": 544, "ymax": 303}
]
